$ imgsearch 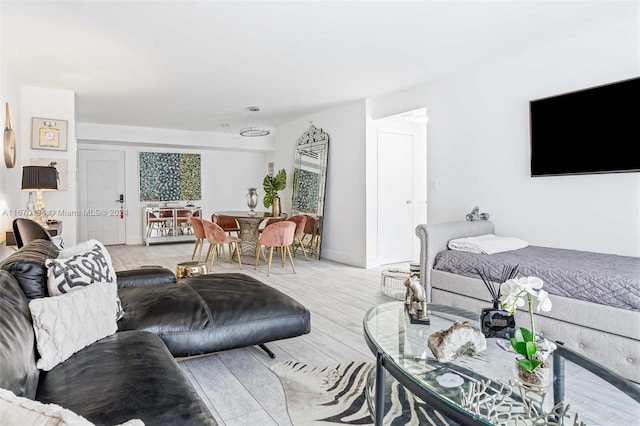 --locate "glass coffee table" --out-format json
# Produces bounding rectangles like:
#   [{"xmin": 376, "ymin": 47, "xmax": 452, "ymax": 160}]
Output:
[{"xmin": 363, "ymin": 302, "xmax": 640, "ymax": 425}]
